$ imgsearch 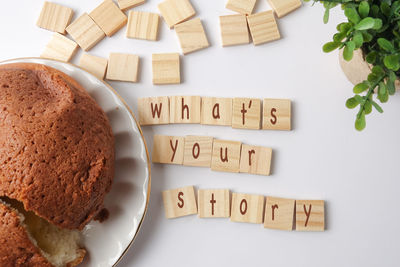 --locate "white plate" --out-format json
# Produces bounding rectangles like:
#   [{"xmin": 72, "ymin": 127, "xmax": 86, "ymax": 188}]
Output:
[{"xmin": 0, "ymin": 58, "xmax": 151, "ymax": 267}]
